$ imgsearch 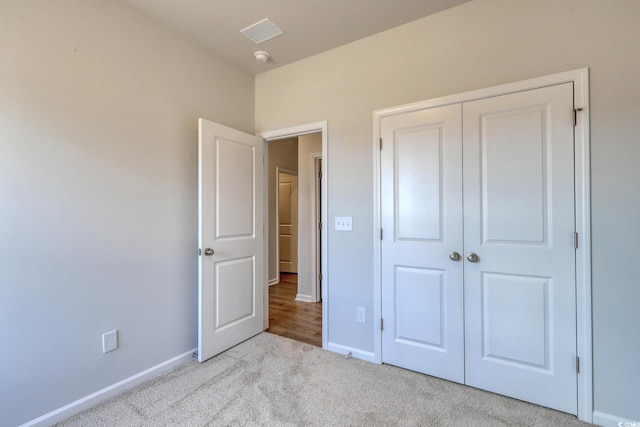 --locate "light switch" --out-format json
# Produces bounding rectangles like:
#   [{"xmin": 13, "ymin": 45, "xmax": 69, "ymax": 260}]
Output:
[{"xmin": 335, "ymin": 216, "xmax": 352, "ymax": 231}]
